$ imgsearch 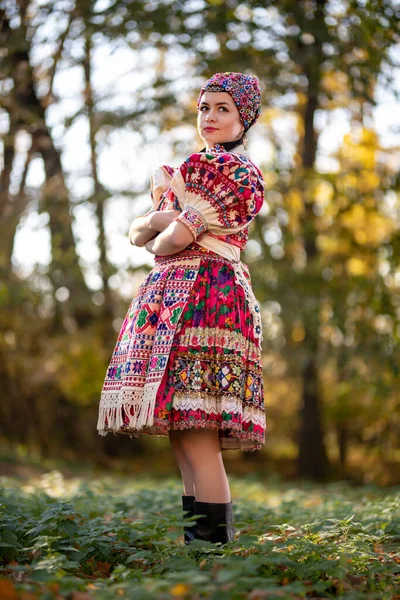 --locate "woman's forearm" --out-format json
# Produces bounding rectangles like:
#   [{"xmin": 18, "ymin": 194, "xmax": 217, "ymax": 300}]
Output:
[
  {"xmin": 129, "ymin": 210, "xmax": 181, "ymax": 247},
  {"xmin": 144, "ymin": 220, "xmax": 192, "ymax": 256},
  {"xmin": 144, "ymin": 230, "xmax": 182, "ymax": 256},
  {"xmin": 129, "ymin": 213, "xmax": 158, "ymax": 247}
]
